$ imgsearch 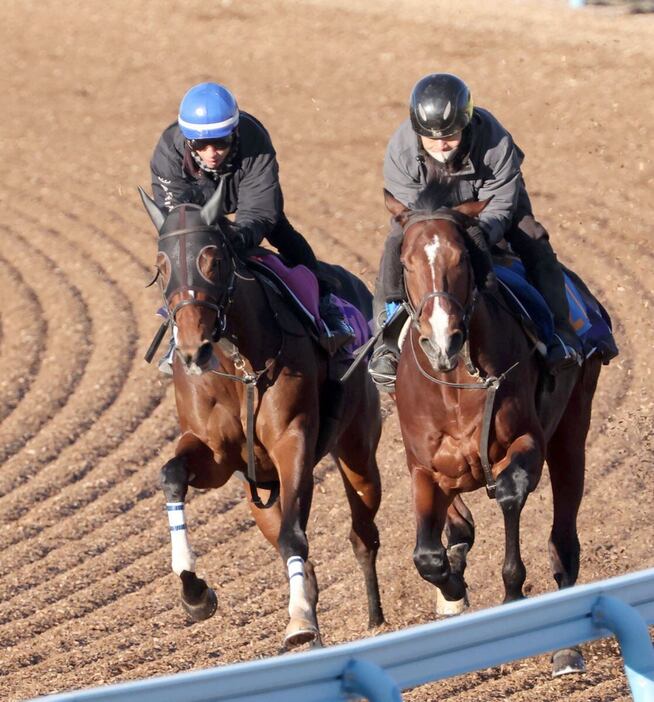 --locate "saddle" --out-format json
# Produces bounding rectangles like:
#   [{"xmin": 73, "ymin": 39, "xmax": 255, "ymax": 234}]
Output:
[
  {"xmin": 246, "ymin": 252, "xmax": 372, "ymax": 358},
  {"xmin": 493, "ymin": 256, "xmax": 618, "ymax": 365}
]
